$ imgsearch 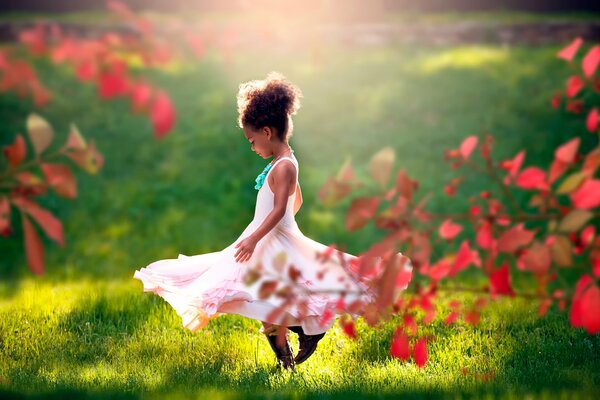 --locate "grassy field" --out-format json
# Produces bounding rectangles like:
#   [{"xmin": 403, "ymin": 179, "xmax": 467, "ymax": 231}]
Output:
[{"xmin": 1, "ymin": 30, "xmax": 599, "ymax": 398}]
